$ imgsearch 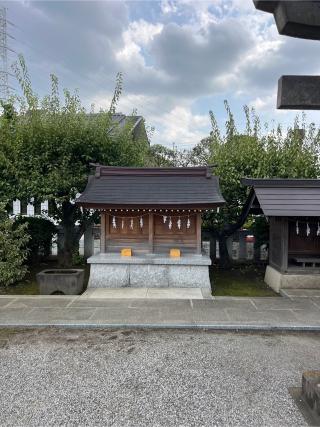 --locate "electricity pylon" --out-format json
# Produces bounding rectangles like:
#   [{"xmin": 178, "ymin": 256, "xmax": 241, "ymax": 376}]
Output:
[{"xmin": 0, "ymin": 6, "xmax": 10, "ymax": 101}]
